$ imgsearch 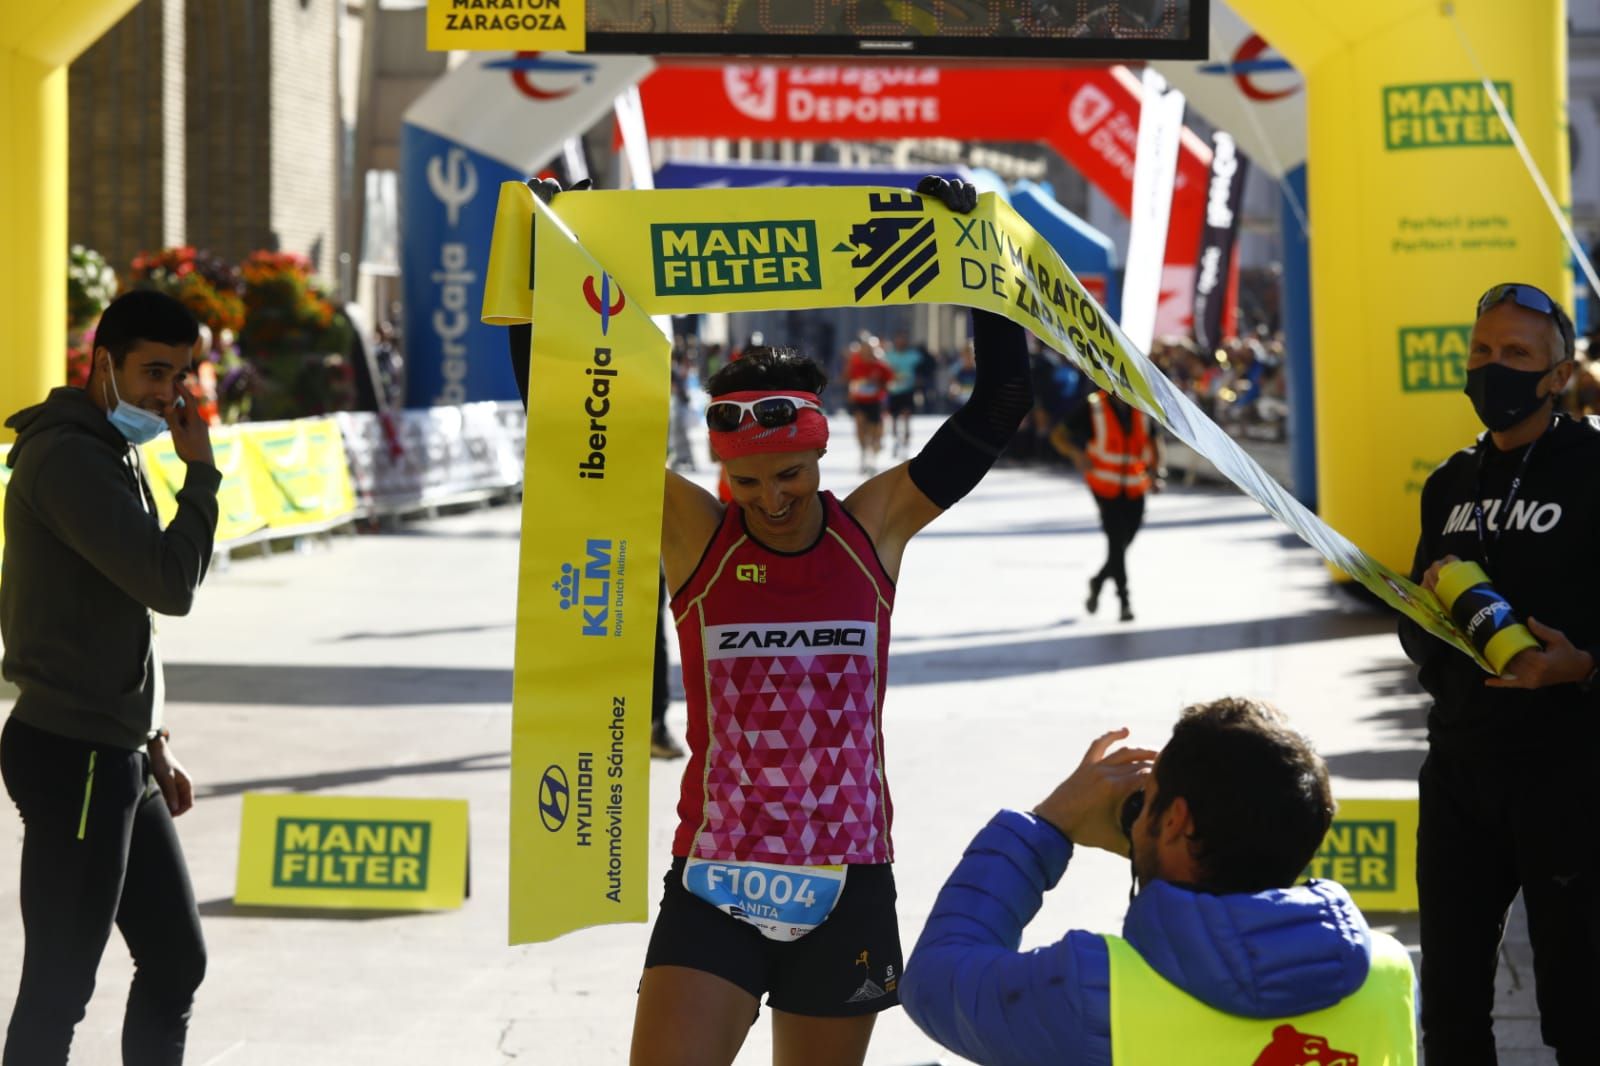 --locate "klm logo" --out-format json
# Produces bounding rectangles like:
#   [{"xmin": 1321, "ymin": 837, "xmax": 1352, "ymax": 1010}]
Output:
[
  {"xmin": 552, "ymin": 539, "xmax": 615, "ymax": 637},
  {"xmin": 1441, "ymin": 499, "xmax": 1561, "ymax": 537}
]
